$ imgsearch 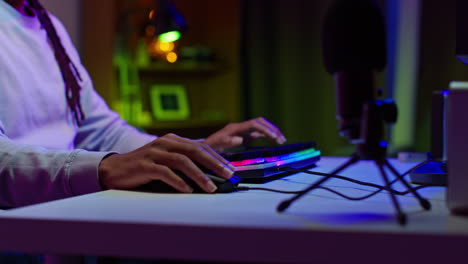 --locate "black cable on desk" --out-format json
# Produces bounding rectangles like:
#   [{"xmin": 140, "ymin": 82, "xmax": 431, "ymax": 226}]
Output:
[
  {"xmin": 279, "ymin": 159, "xmax": 431, "ymax": 190},
  {"xmin": 235, "ymin": 184, "xmax": 433, "ymax": 201},
  {"xmin": 234, "ymin": 159, "xmax": 436, "ymax": 201}
]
